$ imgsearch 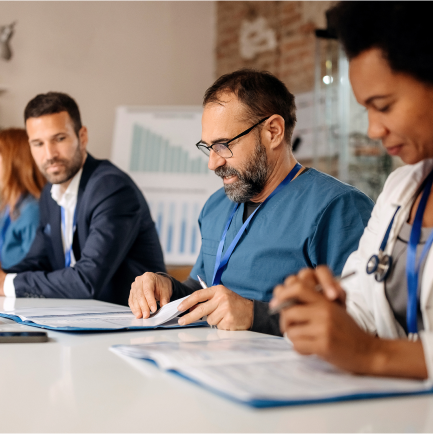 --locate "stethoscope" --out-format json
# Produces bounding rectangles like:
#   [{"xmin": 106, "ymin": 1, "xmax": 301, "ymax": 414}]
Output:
[
  {"xmin": 366, "ymin": 206, "xmax": 401, "ymax": 283},
  {"xmin": 366, "ymin": 169, "xmax": 433, "ymax": 340}
]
